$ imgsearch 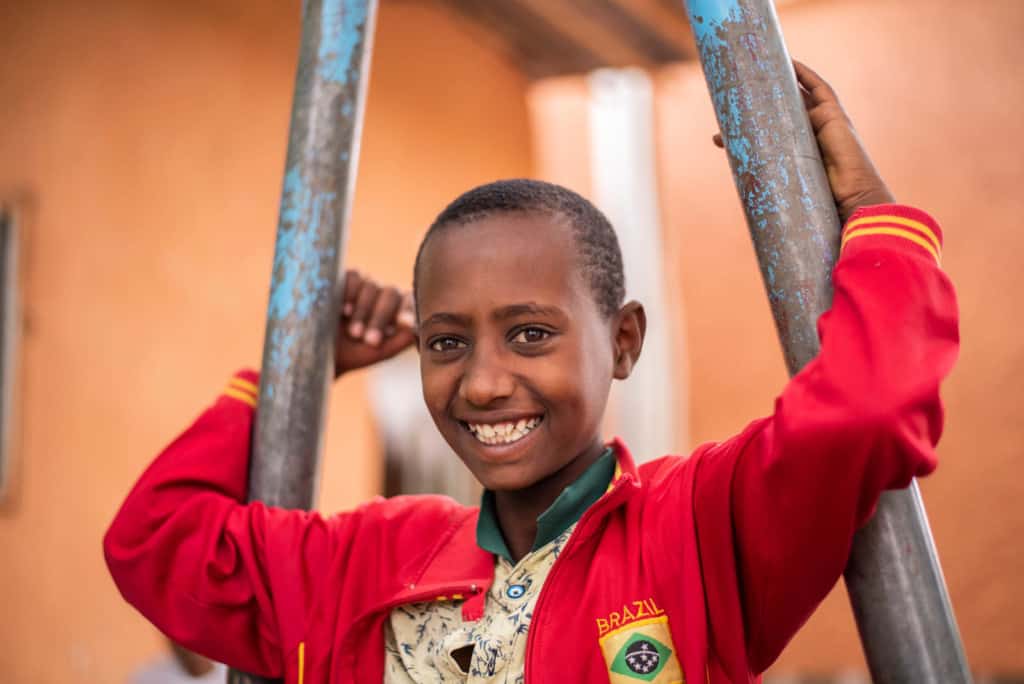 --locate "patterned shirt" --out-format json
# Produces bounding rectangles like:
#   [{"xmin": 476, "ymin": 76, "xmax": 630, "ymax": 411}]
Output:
[
  {"xmin": 383, "ymin": 449, "xmax": 617, "ymax": 683},
  {"xmin": 383, "ymin": 525, "xmax": 574, "ymax": 683}
]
